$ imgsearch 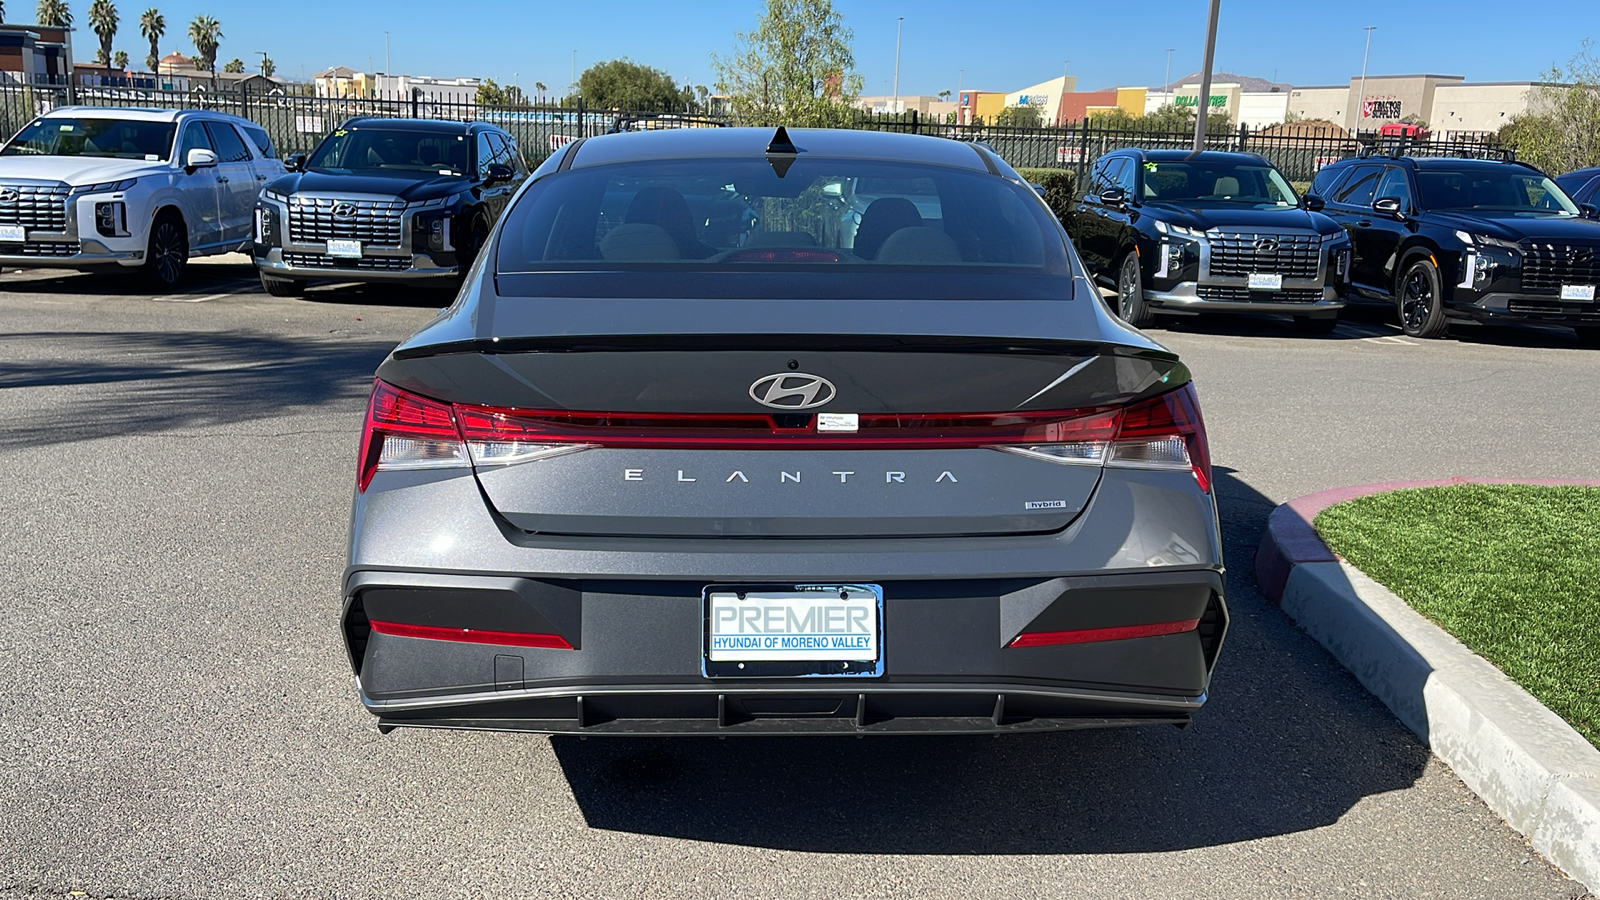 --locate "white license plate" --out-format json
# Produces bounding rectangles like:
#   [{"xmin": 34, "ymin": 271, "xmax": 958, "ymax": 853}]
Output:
[
  {"xmin": 325, "ymin": 239, "xmax": 362, "ymax": 258},
  {"xmin": 707, "ymin": 585, "xmax": 880, "ymax": 664},
  {"xmin": 0, "ymin": 224, "xmax": 25, "ymax": 243},
  {"xmin": 1561, "ymin": 284, "xmax": 1596, "ymax": 301},
  {"xmin": 1248, "ymin": 273, "xmax": 1283, "ymax": 291}
]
